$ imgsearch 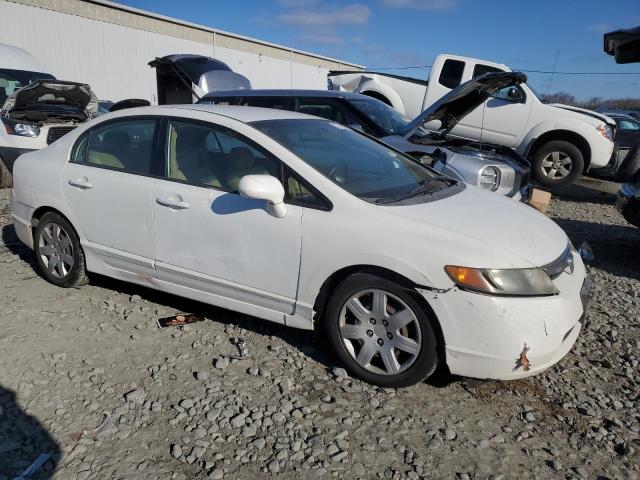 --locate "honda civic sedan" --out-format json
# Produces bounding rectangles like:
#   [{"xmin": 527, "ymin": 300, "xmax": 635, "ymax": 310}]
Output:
[{"xmin": 10, "ymin": 105, "xmax": 590, "ymax": 387}]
